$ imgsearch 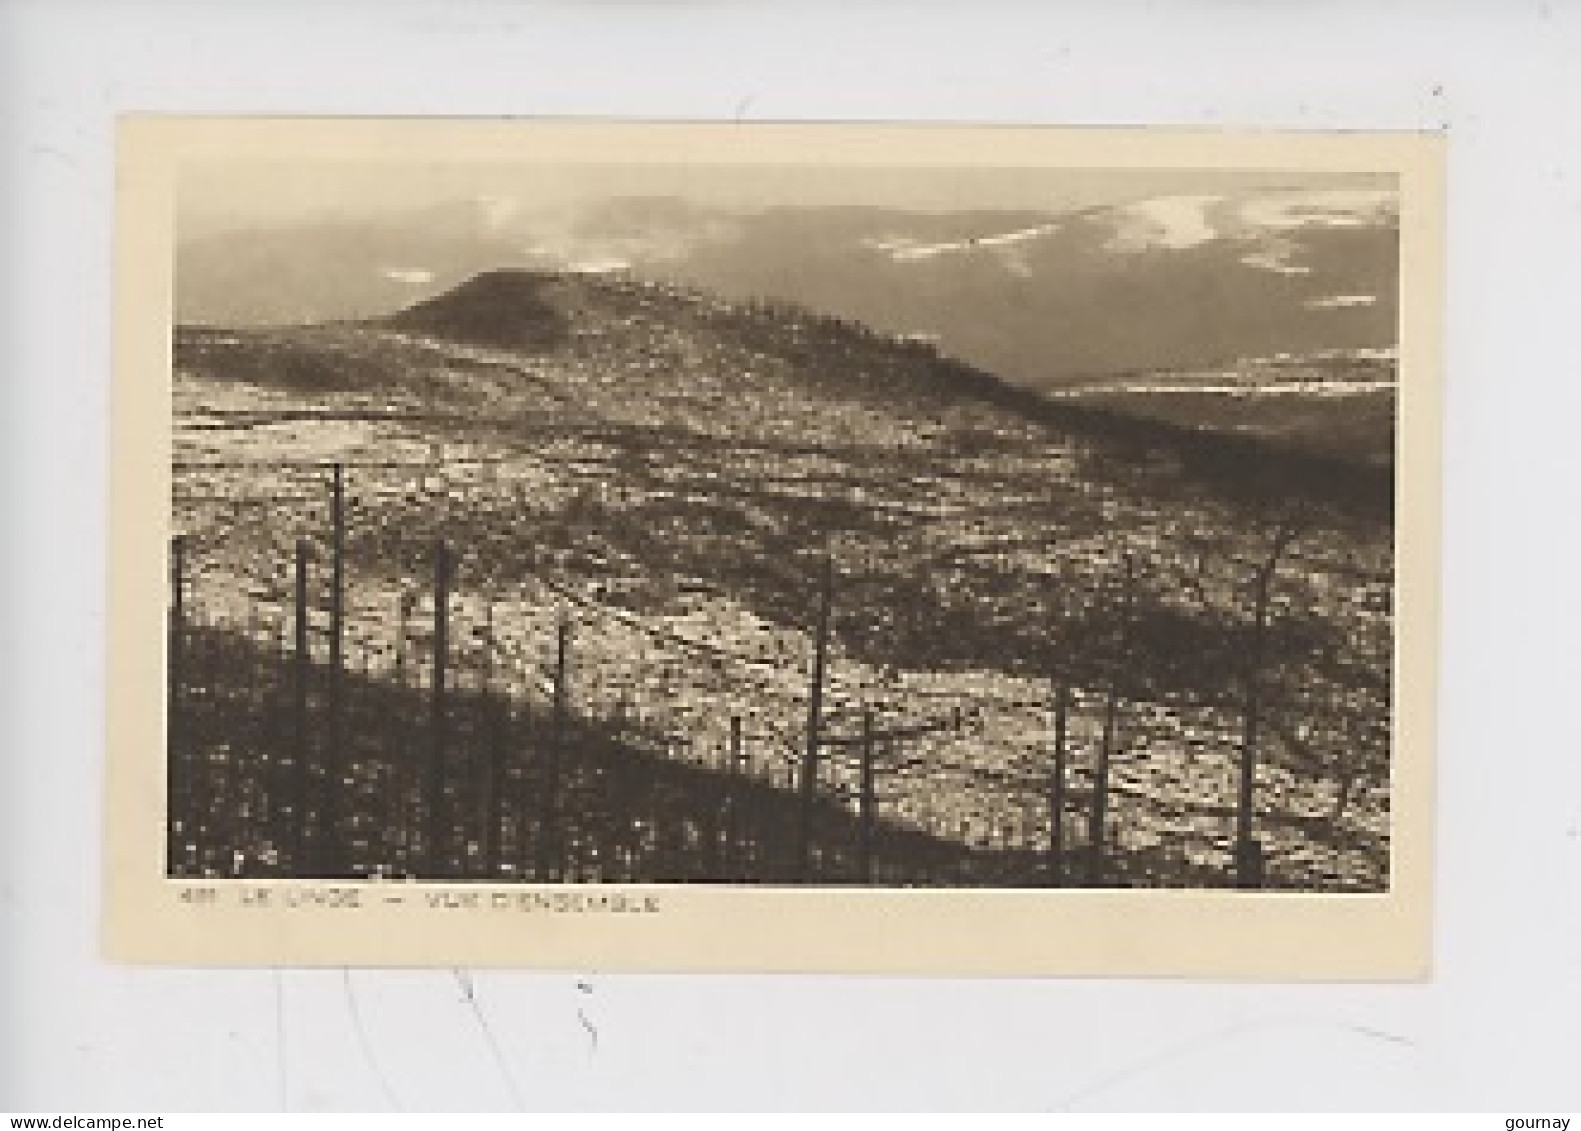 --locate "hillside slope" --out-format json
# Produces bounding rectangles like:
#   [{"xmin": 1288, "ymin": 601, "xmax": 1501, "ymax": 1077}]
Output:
[{"xmin": 173, "ymin": 269, "xmax": 1394, "ymax": 890}]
